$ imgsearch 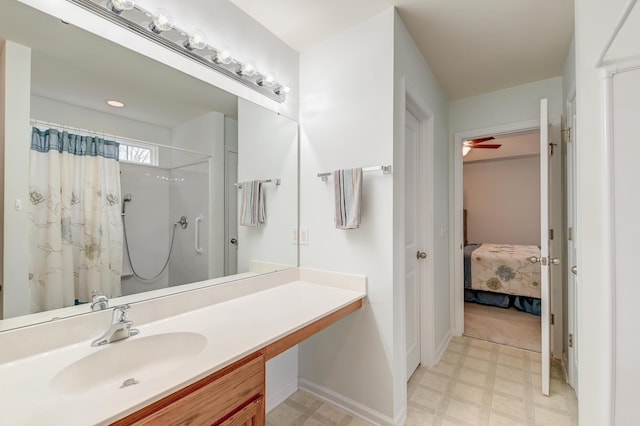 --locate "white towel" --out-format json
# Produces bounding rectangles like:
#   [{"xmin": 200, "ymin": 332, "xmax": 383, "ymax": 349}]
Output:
[
  {"xmin": 240, "ymin": 181, "xmax": 266, "ymax": 227},
  {"xmin": 334, "ymin": 168, "xmax": 363, "ymax": 229}
]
